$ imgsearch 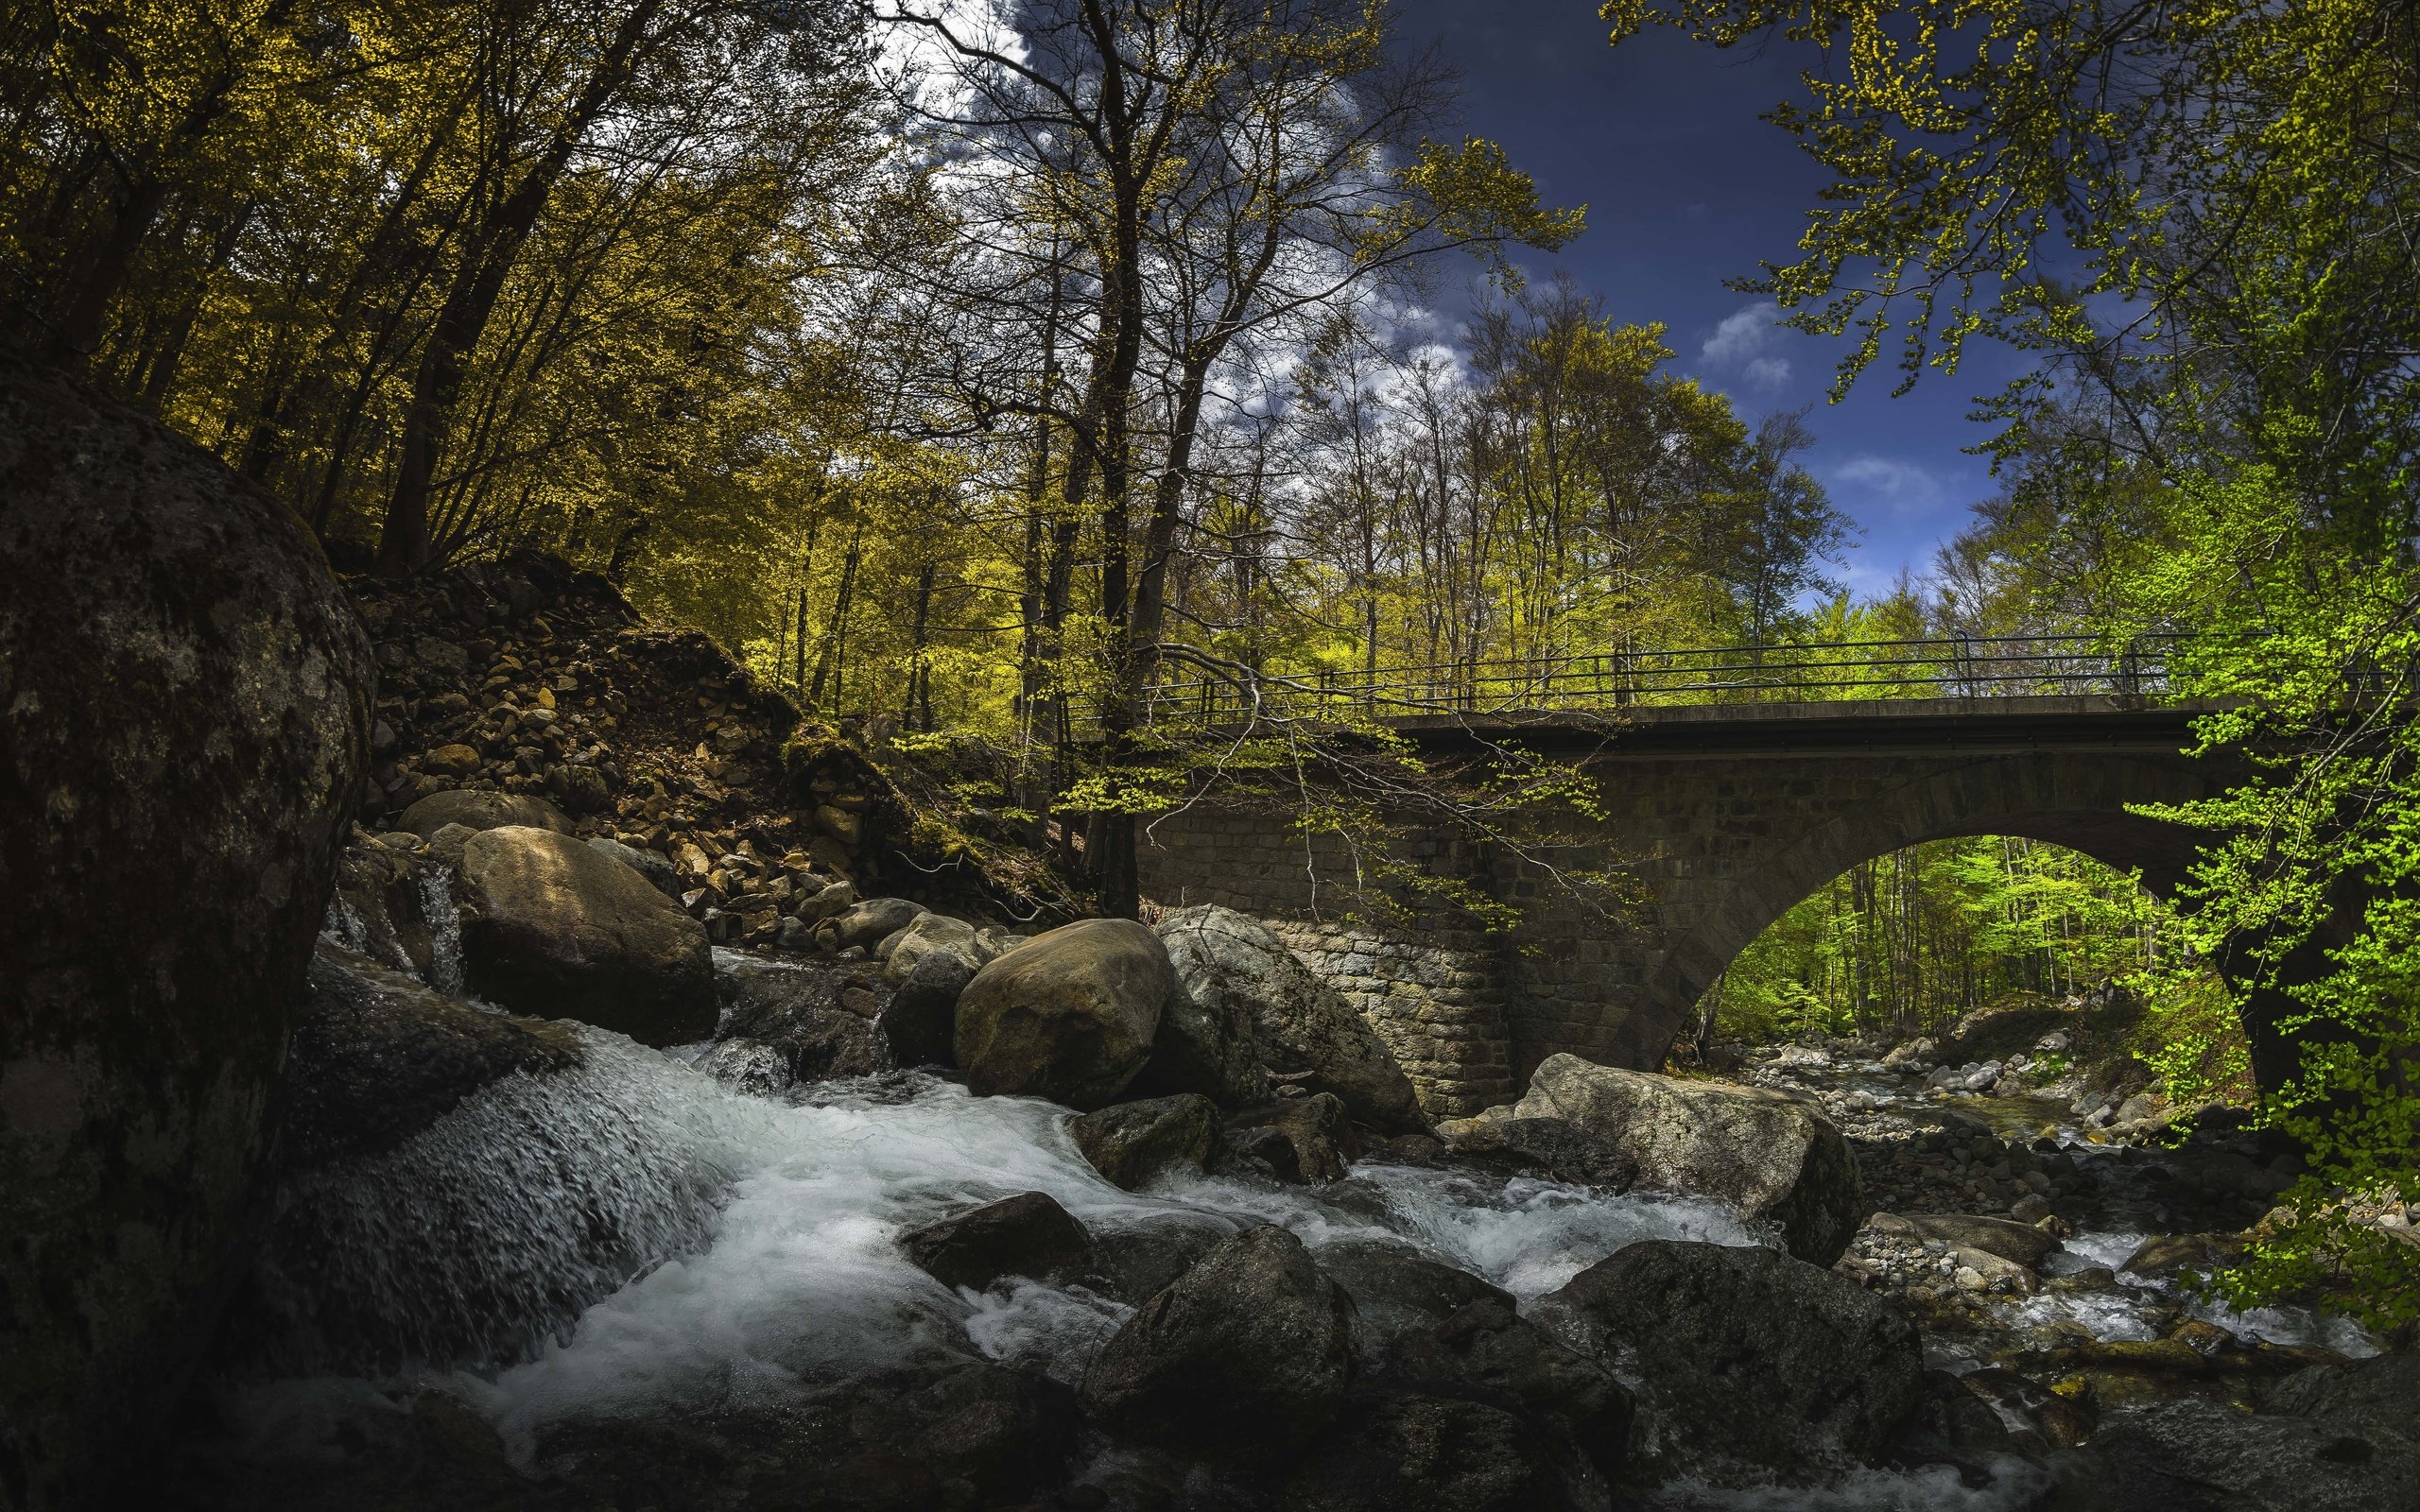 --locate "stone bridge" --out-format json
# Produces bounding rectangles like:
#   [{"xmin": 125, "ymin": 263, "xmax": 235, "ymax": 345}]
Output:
[{"xmin": 1134, "ymin": 696, "xmax": 2229, "ymax": 1118}]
